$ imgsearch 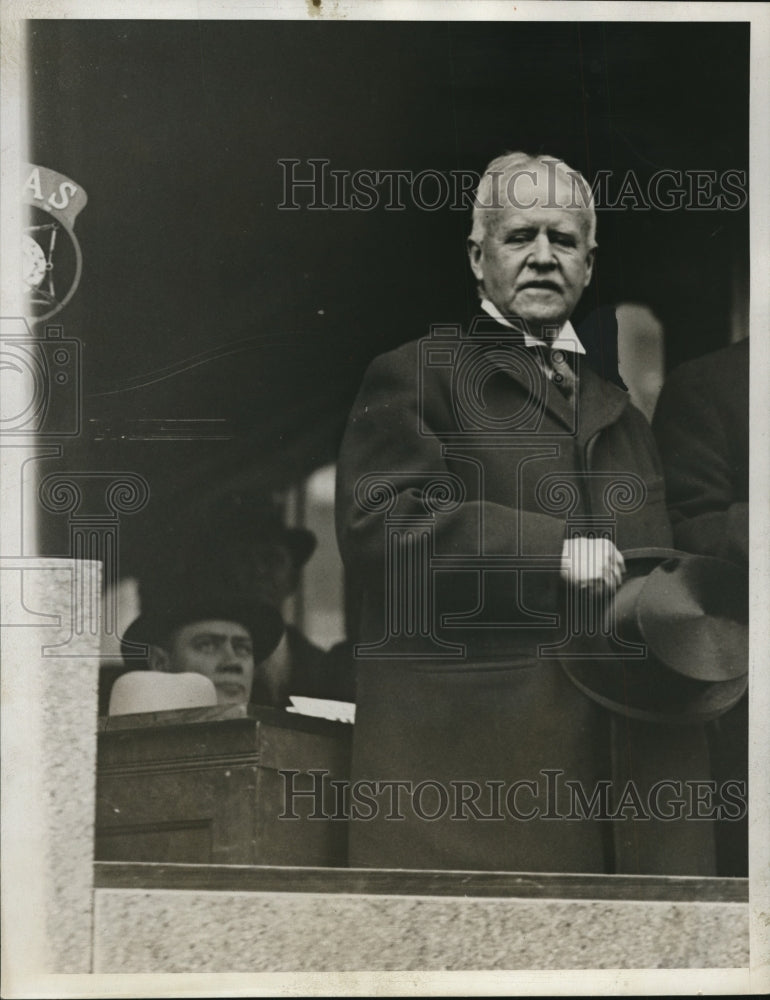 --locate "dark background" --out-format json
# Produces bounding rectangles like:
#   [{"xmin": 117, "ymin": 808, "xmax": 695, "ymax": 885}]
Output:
[{"xmin": 28, "ymin": 19, "xmax": 749, "ymax": 571}]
